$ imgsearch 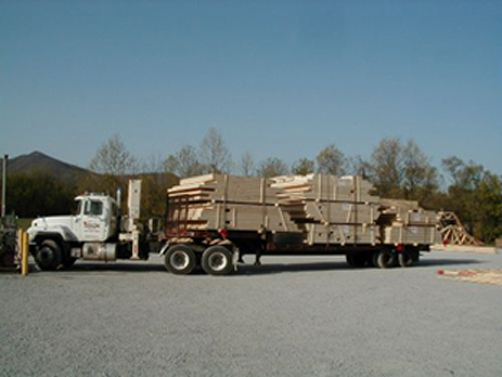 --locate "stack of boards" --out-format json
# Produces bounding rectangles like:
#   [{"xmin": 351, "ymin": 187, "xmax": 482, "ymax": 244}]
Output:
[
  {"xmin": 167, "ymin": 174, "xmax": 296, "ymax": 233},
  {"xmin": 379, "ymin": 199, "xmax": 440, "ymax": 245},
  {"xmin": 271, "ymin": 175, "xmax": 381, "ymax": 245},
  {"xmin": 167, "ymin": 173, "xmax": 440, "ymax": 246}
]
